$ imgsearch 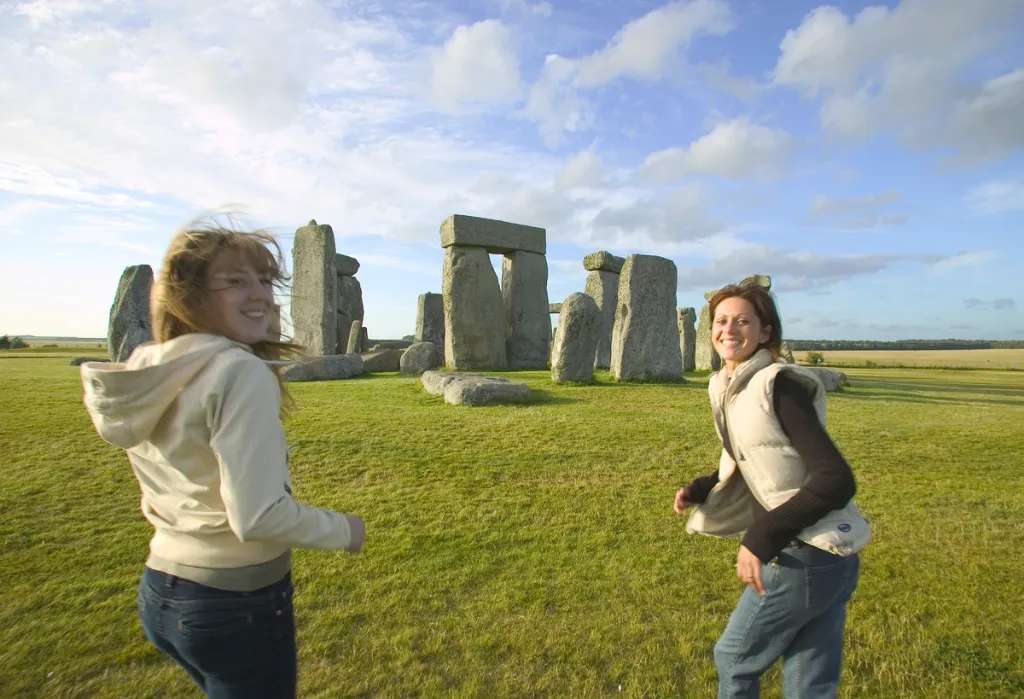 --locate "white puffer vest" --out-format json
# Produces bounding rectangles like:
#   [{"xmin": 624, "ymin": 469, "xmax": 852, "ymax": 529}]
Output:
[{"xmin": 686, "ymin": 349, "xmax": 871, "ymax": 556}]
